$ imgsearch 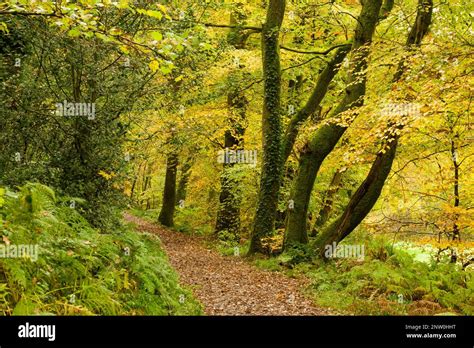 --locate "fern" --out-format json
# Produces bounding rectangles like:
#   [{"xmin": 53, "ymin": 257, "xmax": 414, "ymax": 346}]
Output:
[{"xmin": 0, "ymin": 183, "xmax": 203, "ymax": 316}]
